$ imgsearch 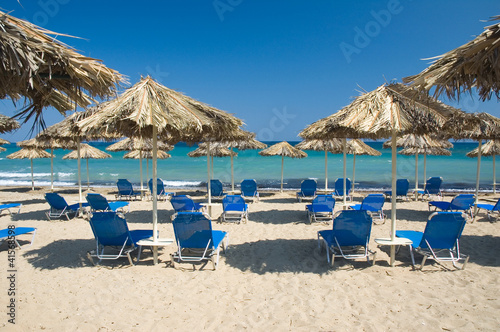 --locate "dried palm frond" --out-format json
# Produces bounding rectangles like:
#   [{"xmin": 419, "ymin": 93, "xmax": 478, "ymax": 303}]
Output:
[
  {"xmin": 444, "ymin": 112, "xmax": 500, "ymax": 140},
  {"xmin": 0, "ymin": 10, "xmax": 126, "ymax": 129},
  {"xmin": 404, "ymin": 16, "xmax": 500, "ymax": 101},
  {"xmin": 466, "ymin": 140, "xmax": 500, "ymax": 157},
  {"xmin": 347, "ymin": 139, "xmax": 381, "ymax": 156},
  {"xmin": 62, "ymin": 144, "xmax": 111, "ymax": 160},
  {"xmin": 383, "ymin": 133, "xmax": 453, "ymax": 149},
  {"xmin": 399, "ymin": 146, "xmax": 451, "ymax": 156},
  {"xmin": 259, "ymin": 141, "xmax": 307, "ymax": 158},
  {"xmin": 0, "ymin": 114, "xmax": 20, "ymax": 134},
  {"xmin": 209, "ymin": 132, "xmax": 267, "ymax": 150},
  {"xmin": 0, "ymin": 138, "xmax": 10, "ymax": 145},
  {"xmin": 188, "ymin": 145, "xmax": 237, "ymax": 157},
  {"xmin": 106, "ymin": 137, "xmax": 173, "ymax": 152},
  {"xmin": 299, "ymin": 83, "xmax": 460, "ymax": 140},
  {"xmin": 295, "ymin": 138, "xmax": 343, "ymax": 153},
  {"xmin": 78, "ymin": 76, "xmax": 244, "ymax": 144},
  {"xmin": 7, "ymin": 147, "xmax": 51, "ymax": 159},
  {"xmin": 123, "ymin": 150, "xmax": 171, "ymax": 159}
]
